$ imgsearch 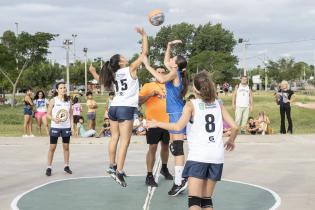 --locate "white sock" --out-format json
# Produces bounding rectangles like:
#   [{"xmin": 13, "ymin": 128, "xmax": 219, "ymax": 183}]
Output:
[
  {"xmin": 47, "ymin": 166, "xmax": 52, "ymax": 169},
  {"xmin": 64, "ymin": 164, "xmax": 69, "ymax": 167},
  {"xmin": 174, "ymin": 166, "xmax": 184, "ymax": 185}
]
